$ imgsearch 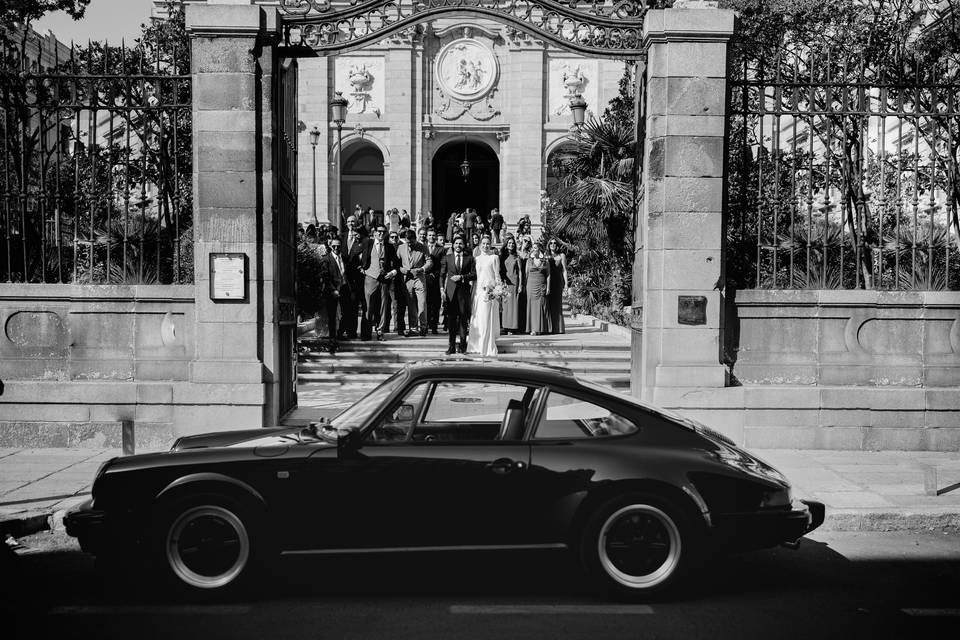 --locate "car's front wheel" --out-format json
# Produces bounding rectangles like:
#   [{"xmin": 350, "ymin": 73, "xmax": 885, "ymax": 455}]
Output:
[
  {"xmin": 580, "ymin": 493, "xmax": 700, "ymax": 601},
  {"xmin": 155, "ymin": 494, "xmax": 260, "ymax": 598}
]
